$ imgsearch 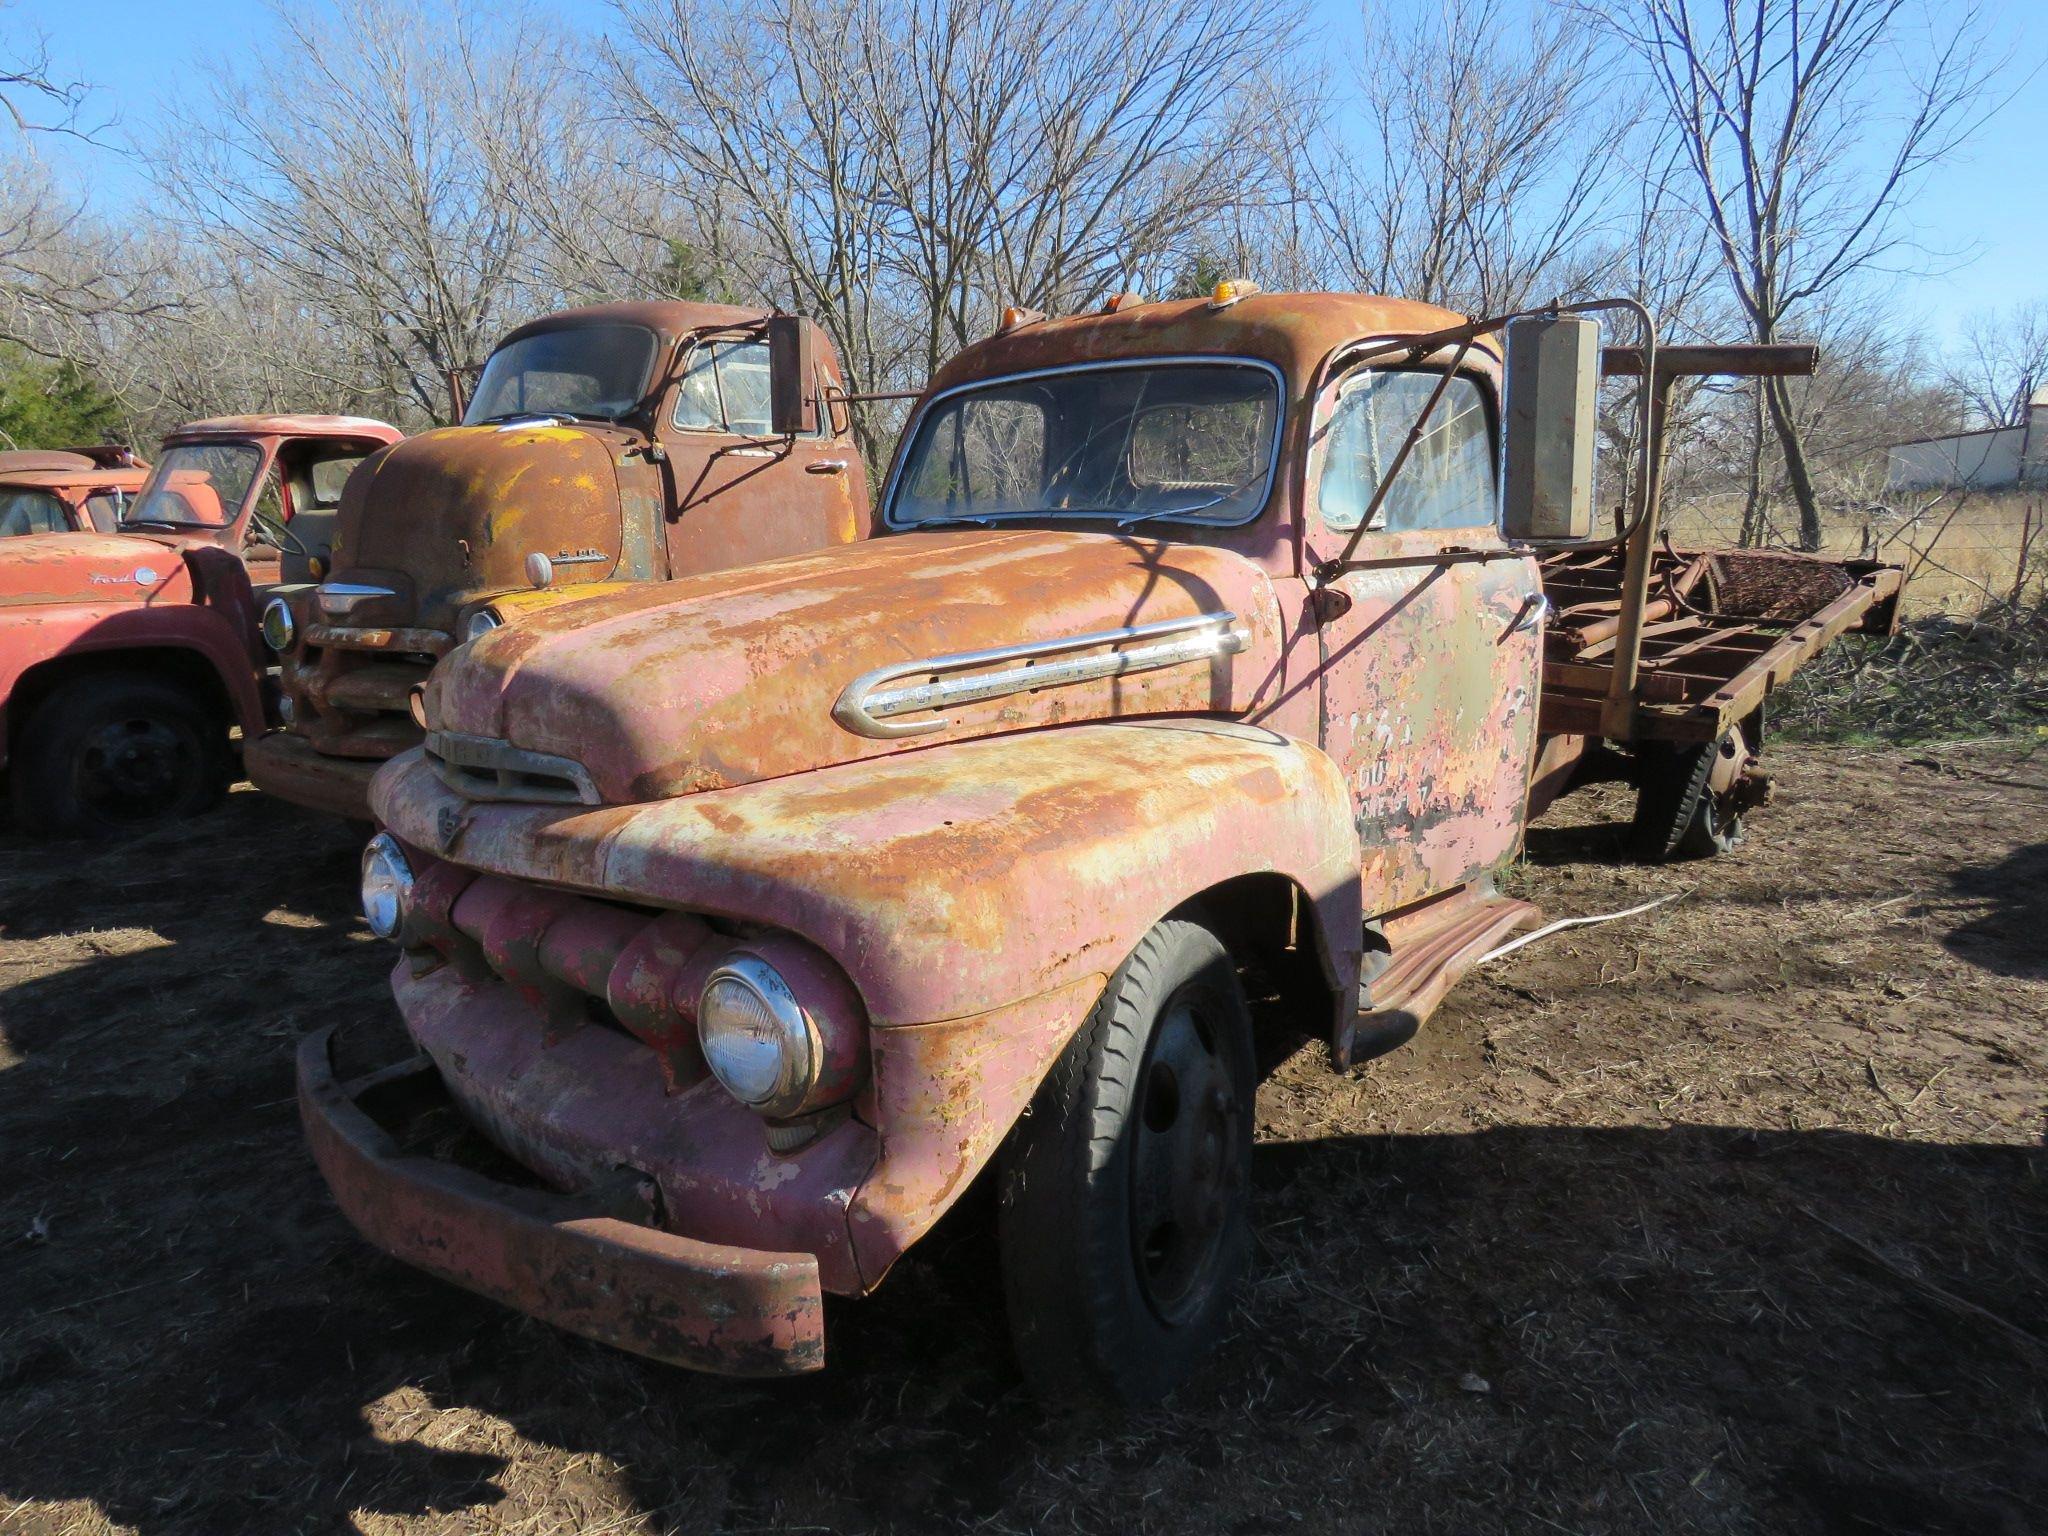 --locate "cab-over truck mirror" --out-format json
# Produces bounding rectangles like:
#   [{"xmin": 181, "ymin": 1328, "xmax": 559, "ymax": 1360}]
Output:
[
  {"xmin": 767, "ymin": 315, "xmax": 818, "ymax": 437},
  {"xmin": 1502, "ymin": 315, "xmax": 1599, "ymax": 541}
]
